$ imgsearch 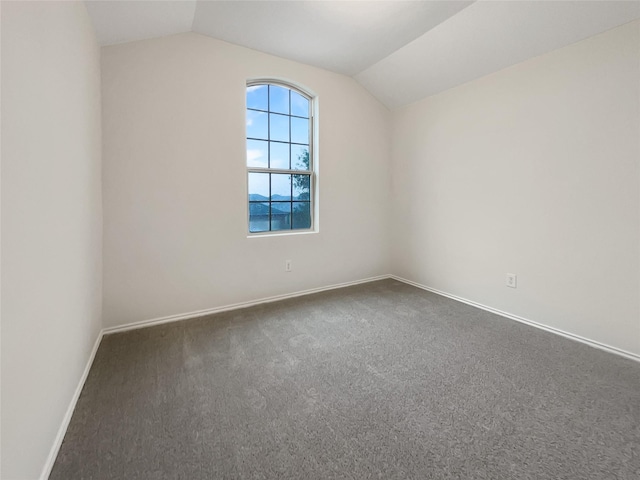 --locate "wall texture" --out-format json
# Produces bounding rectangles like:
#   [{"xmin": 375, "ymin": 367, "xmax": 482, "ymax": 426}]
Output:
[
  {"xmin": 391, "ymin": 20, "xmax": 640, "ymax": 356},
  {"xmin": 1, "ymin": 2, "xmax": 103, "ymax": 479},
  {"xmin": 101, "ymin": 33, "xmax": 391, "ymax": 328}
]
